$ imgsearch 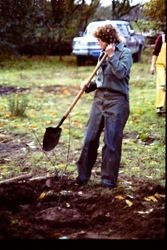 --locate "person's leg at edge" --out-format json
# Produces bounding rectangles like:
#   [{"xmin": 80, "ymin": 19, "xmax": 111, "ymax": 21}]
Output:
[
  {"xmin": 76, "ymin": 97, "xmax": 104, "ymax": 185},
  {"xmin": 101, "ymin": 95, "xmax": 129, "ymax": 189},
  {"xmin": 156, "ymin": 65, "xmax": 166, "ymax": 114}
]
